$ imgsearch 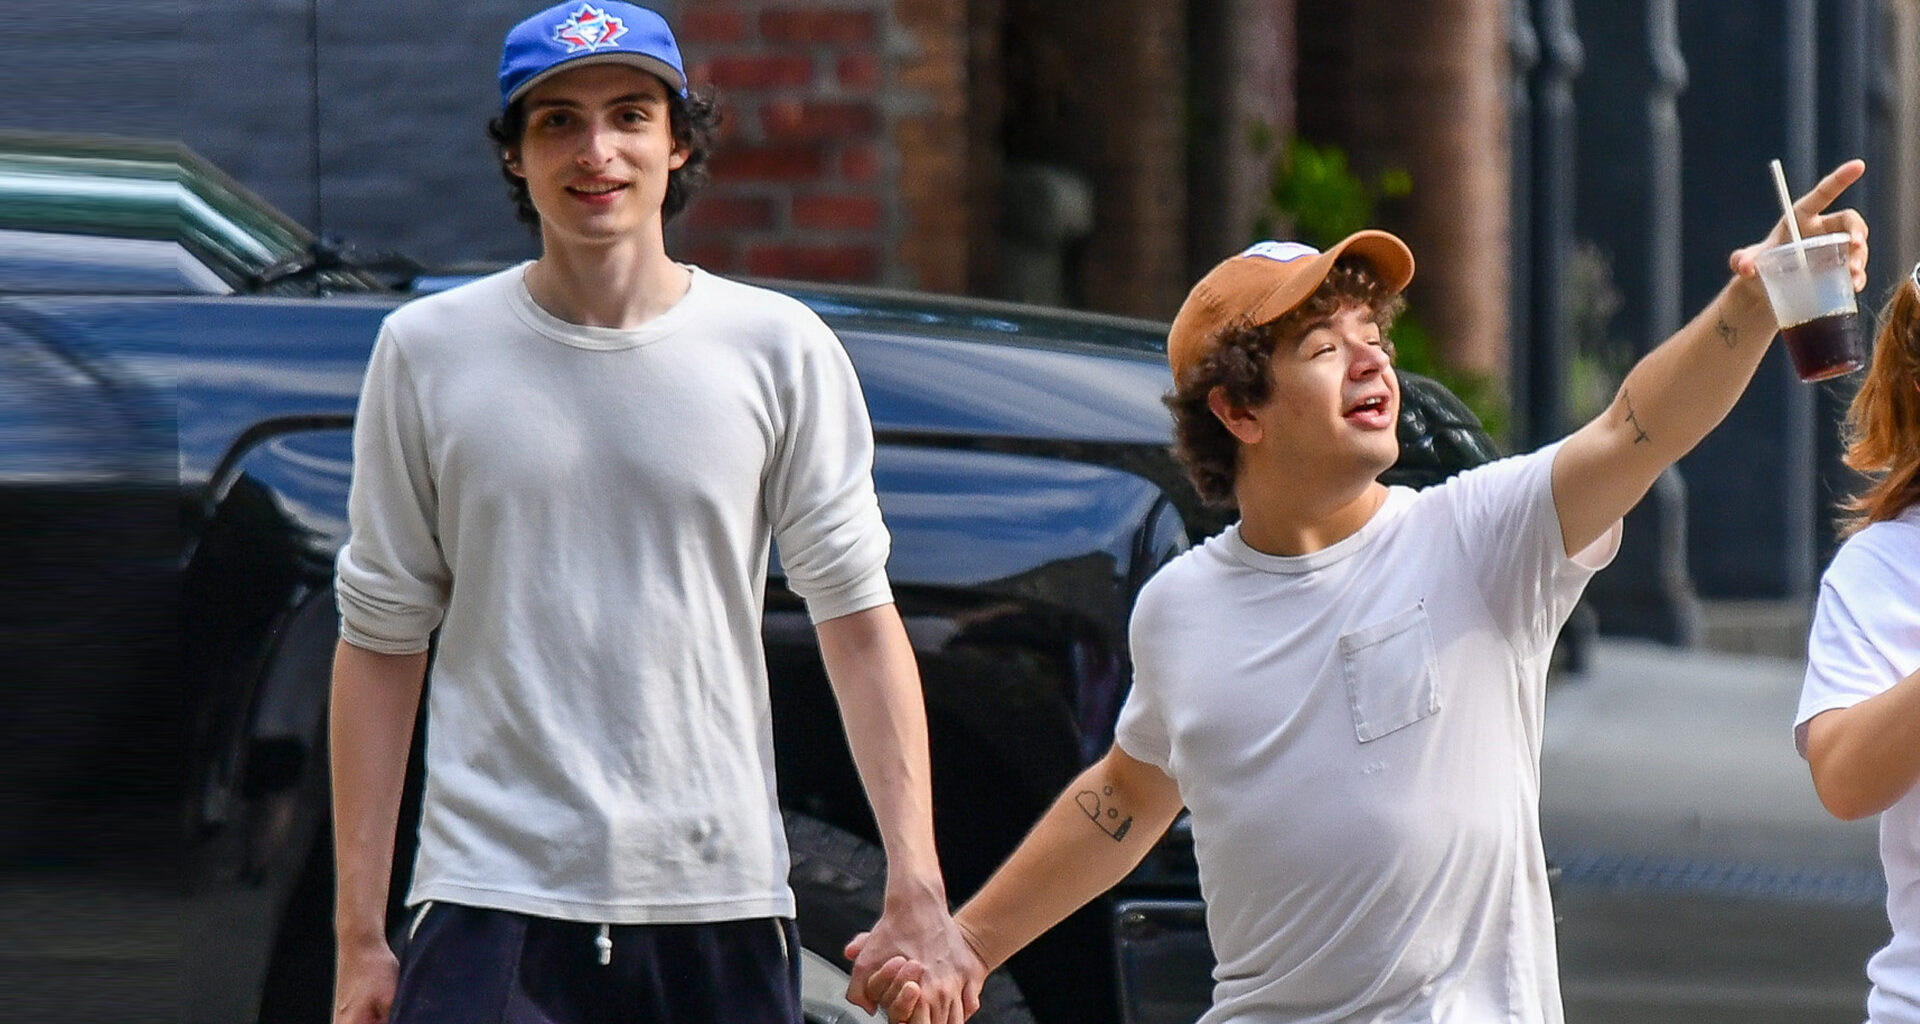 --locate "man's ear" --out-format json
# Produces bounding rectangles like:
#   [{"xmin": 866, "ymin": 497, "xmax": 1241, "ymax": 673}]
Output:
[
  {"xmin": 1207, "ymin": 386, "xmax": 1264, "ymax": 446},
  {"xmin": 668, "ymin": 145, "xmax": 689, "ymax": 171},
  {"xmin": 503, "ymin": 149, "xmax": 524, "ymax": 178}
]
